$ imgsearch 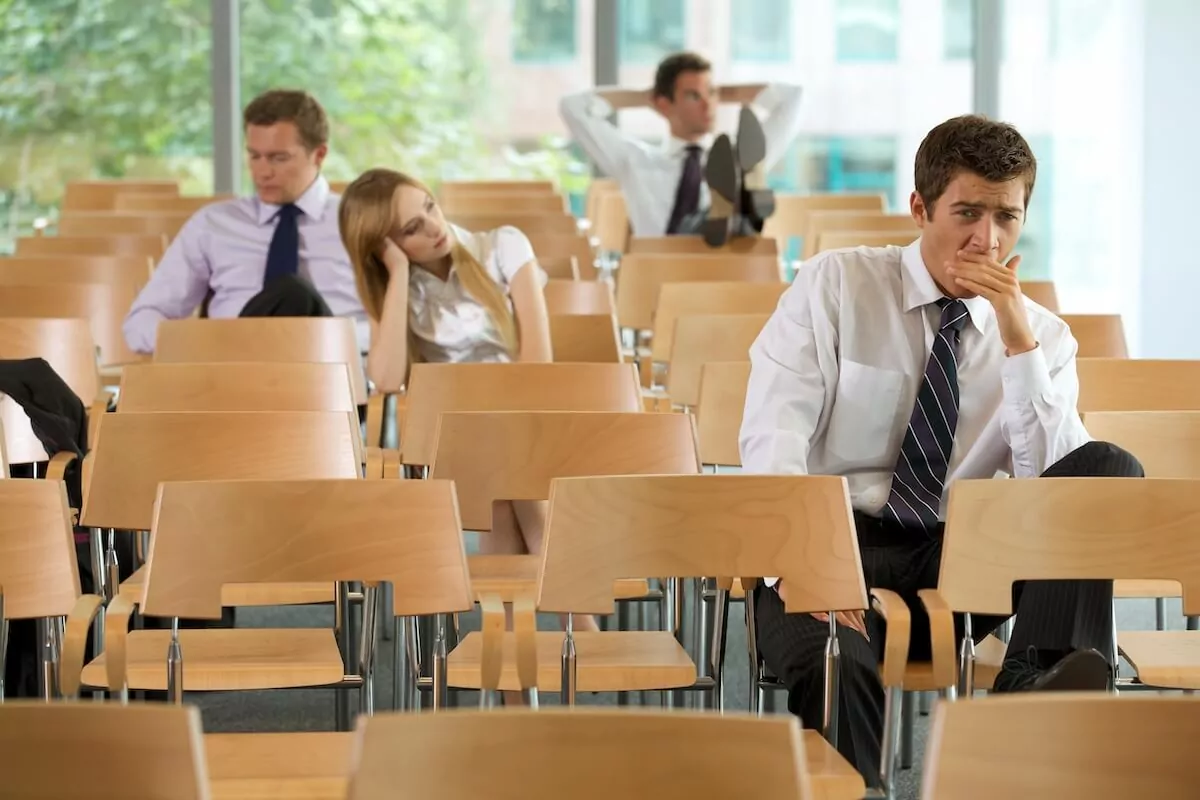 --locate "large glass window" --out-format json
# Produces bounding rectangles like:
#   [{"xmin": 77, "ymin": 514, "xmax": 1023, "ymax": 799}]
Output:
[
  {"xmin": 0, "ymin": 0, "xmax": 213, "ymax": 251},
  {"xmin": 944, "ymin": 0, "xmax": 974, "ymax": 59},
  {"xmin": 731, "ymin": 0, "xmax": 792, "ymax": 63},
  {"xmin": 512, "ymin": 0, "xmax": 577, "ymax": 62},
  {"xmin": 620, "ymin": 0, "xmax": 685, "ymax": 64},
  {"xmin": 836, "ymin": 0, "xmax": 900, "ymax": 62}
]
